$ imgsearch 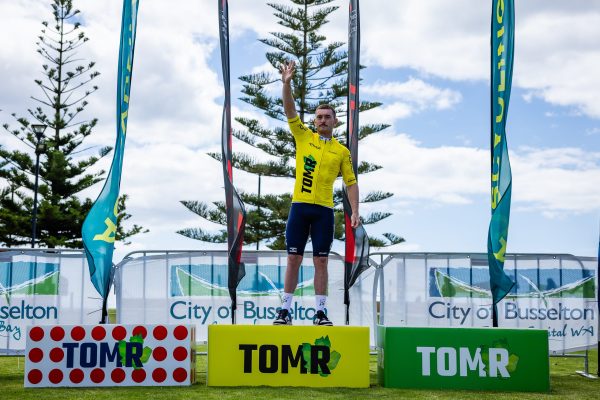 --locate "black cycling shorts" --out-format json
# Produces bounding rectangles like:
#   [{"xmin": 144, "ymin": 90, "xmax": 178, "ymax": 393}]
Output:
[{"xmin": 285, "ymin": 202, "xmax": 334, "ymax": 257}]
